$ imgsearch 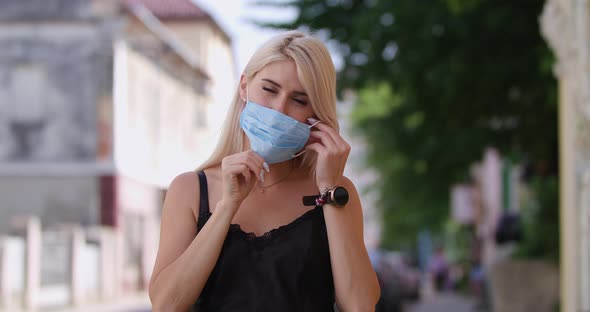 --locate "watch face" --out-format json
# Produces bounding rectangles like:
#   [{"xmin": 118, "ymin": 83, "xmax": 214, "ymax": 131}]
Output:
[{"xmin": 333, "ymin": 187, "xmax": 349, "ymax": 206}]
